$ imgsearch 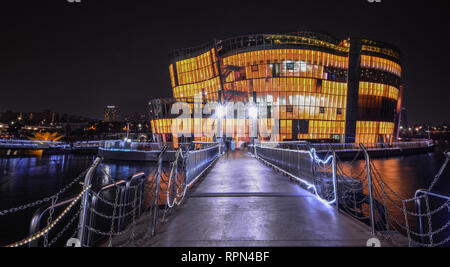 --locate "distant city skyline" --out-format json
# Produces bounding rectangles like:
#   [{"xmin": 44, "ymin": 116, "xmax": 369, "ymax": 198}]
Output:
[{"xmin": 0, "ymin": 108, "xmax": 150, "ymax": 123}]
